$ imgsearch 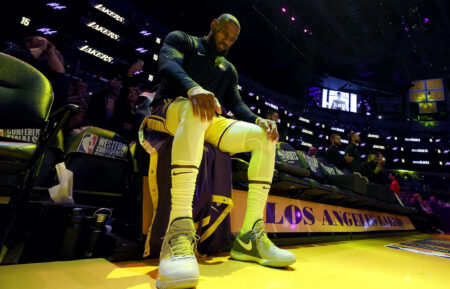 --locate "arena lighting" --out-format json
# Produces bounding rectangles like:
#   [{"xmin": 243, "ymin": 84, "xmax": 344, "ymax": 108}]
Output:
[
  {"xmin": 444, "ymin": 150, "xmax": 449, "ymax": 154},
  {"xmin": 78, "ymin": 45, "xmax": 114, "ymax": 63},
  {"xmin": 237, "ymin": 85, "xmax": 242, "ymax": 90},
  {"xmin": 153, "ymin": 54, "xmax": 158, "ymax": 61},
  {"xmin": 256, "ymin": 95, "xmax": 259, "ymax": 100},
  {"xmin": 435, "ymin": 138, "xmax": 441, "ymax": 143},
  {"xmin": 301, "ymin": 129, "xmax": 313, "ymax": 135},
  {"xmin": 140, "ymin": 30, "xmax": 151, "ymax": 36},
  {"xmin": 20, "ymin": 17, "xmax": 31, "ymax": 26},
  {"xmin": 36, "ymin": 28, "xmax": 57, "ymax": 35},
  {"xmin": 339, "ymin": 151, "xmax": 344, "ymax": 155},
  {"xmin": 361, "ymin": 154, "xmax": 366, "ymax": 158},
  {"xmin": 92, "ymin": 2, "xmax": 125, "ymax": 23},
  {"xmin": 315, "ymin": 122, "xmax": 320, "ymax": 126},
  {"xmin": 281, "ymin": 7, "xmax": 287, "ymax": 13},
  {"xmin": 288, "ymin": 113, "xmax": 293, "ymax": 117},
  {"xmin": 291, "ymin": 16, "xmax": 296, "ymax": 22},
  {"xmin": 439, "ymin": 161, "xmax": 443, "ymax": 165},
  {"xmin": 386, "ymin": 136, "xmax": 392, "ymax": 140},
  {"xmin": 286, "ymin": 136, "xmax": 289, "ymax": 141},
  {"xmin": 248, "ymin": 92, "xmax": 254, "ymax": 96},
  {"xmin": 378, "ymin": 115, "xmax": 382, "ymax": 119},
  {"xmin": 405, "ymin": 138, "xmax": 420, "ymax": 142},
  {"xmin": 290, "ymin": 125, "xmax": 295, "ymax": 129},
  {"xmin": 446, "ymin": 162, "xmax": 450, "ymax": 166},
  {"xmin": 325, "ymin": 136, "xmax": 329, "ymax": 140},
  {"xmin": 287, "ymin": 123, "xmax": 290, "ymax": 127},
  {"xmin": 301, "ymin": 141, "xmax": 312, "ymax": 147},
  {"xmin": 437, "ymin": 149, "xmax": 441, "ymax": 153},
  {"xmin": 135, "ymin": 47, "xmax": 148, "ymax": 53},
  {"xmin": 423, "ymin": 18, "xmax": 429, "ymax": 24},
  {"xmin": 277, "ymin": 119, "xmax": 281, "ymax": 123},
  {"xmin": 249, "ymin": 106, "xmax": 255, "ymax": 110},
  {"xmin": 394, "ymin": 136, "xmax": 398, "ymax": 140},
  {"xmin": 402, "ymin": 159, "xmax": 405, "ymax": 163},
  {"xmin": 318, "ymin": 146, "xmax": 323, "ymax": 150},
  {"xmin": 148, "ymin": 74, "xmax": 154, "ymax": 81},
  {"xmin": 412, "ymin": 160, "xmax": 430, "ymax": 165},
  {"xmin": 341, "ymin": 139, "xmax": 349, "ymax": 144},
  {"xmin": 299, "ymin": 117, "xmax": 310, "ymax": 123},
  {"xmin": 392, "ymin": 147, "xmax": 398, "ymax": 151},
  {"xmin": 156, "ymin": 37, "xmax": 161, "ymax": 44},
  {"xmin": 367, "ymin": 134, "xmax": 380, "ymax": 139},
  {"xmin": 322, "ymin": 124, "xmax": 325, "ymax": 128},
  {"xmin": 331, "ymin": 127, "xmax": 344, "ymax": 133},
  {"xmin": 360, "ymin": 143, "xmax": 366, "ymax": 147},
  {"xmin": 429, "ymin": 138, "xmax": 433, "ymax": 142},
  {"xmin": 86, "ymin": 22, "xmax": 120, "ymax": 41},
  {"xmin": 401, "ymin": 147, "xmax": 404, "ymax": 151},
  {"xmin": 393, "ymin": 158, "xmax": 399, "ymax": 162},
  {"xmin": 411, "ymin": 149, "xmax": 428, "ymax": 153},
  {"xmin": 46, "ymin": 2, "xmax": 66, "ymax": 10},
  {"xmin": 264, "ymin": 101, "xmax": 278, "ymax": 110},
  {"xmin": 289, "ymin": 138, "xmax": 294, "ymax": 142},
  {"xmin": 257, "ymin": 109, "xmax": 260, "ymax": 114},
  {"xmin": 285, "ymin": 110, "xmax": 288, "ymax": 115},
  {"xmin": 318, "ymin": 134, "xmax": 324, "ymax": 138},
  {"xmin": 373, "ymin": 145, "xmax": 385, "ymax": 150}
]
